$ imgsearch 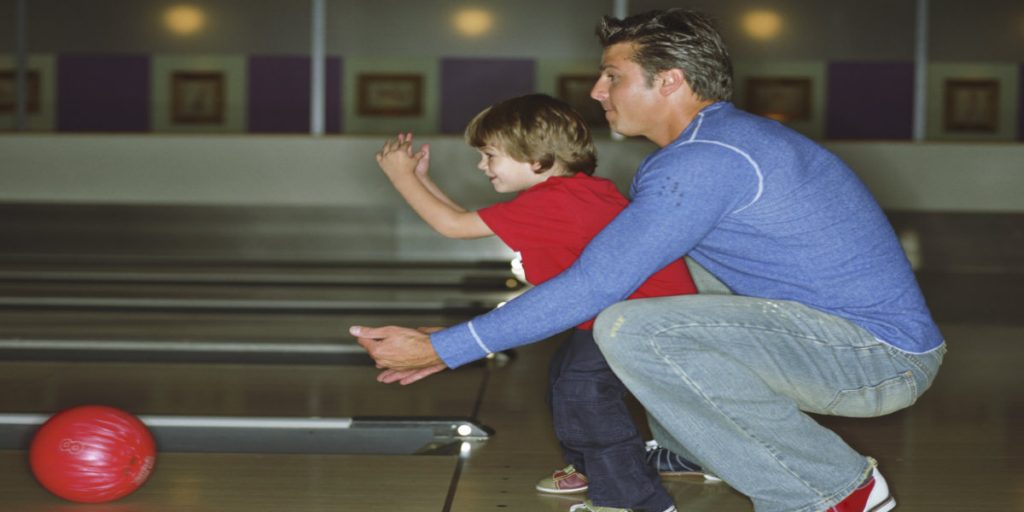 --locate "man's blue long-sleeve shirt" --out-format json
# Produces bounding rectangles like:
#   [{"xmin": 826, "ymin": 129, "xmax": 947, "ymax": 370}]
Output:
[{"xmin": 433, "ymin": 102, "xmax": 944, "ymax": 368}]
